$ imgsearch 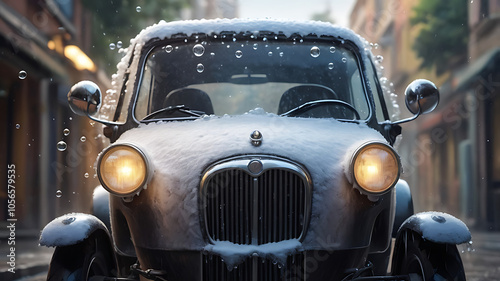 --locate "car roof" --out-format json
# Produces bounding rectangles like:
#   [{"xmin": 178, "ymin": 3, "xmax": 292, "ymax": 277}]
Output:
[{"xmin": 131, "ymin": 18, "xmax": 367, "ymax": 48}]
